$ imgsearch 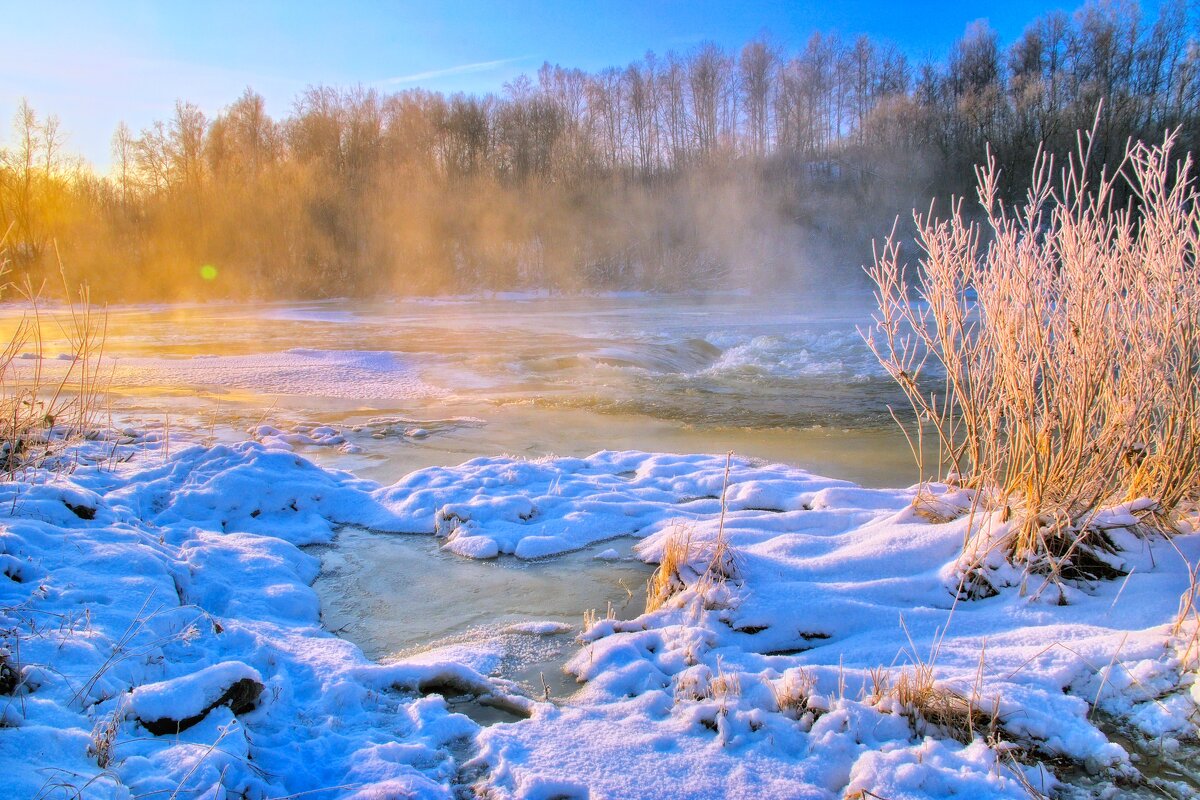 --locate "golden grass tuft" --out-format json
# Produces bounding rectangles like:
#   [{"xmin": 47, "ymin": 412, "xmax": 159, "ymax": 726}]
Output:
[
  {"xmin": 645, "ymin": 453, "xmax": 740, "ymax": 612},
  {"xmin": 871, "ymin": 661, "xmax": 1003, "ymax": 745},
  {"xmin": 645, "ymin": 525, "xmax": 695, "ymax": 612},
  {"xmin": 768, "ymin": 668, "xmax": 818, "ymax": 718},
  {"xmin": 582, "ymin": 601, "xmax": 616, "ymax": 634}
]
